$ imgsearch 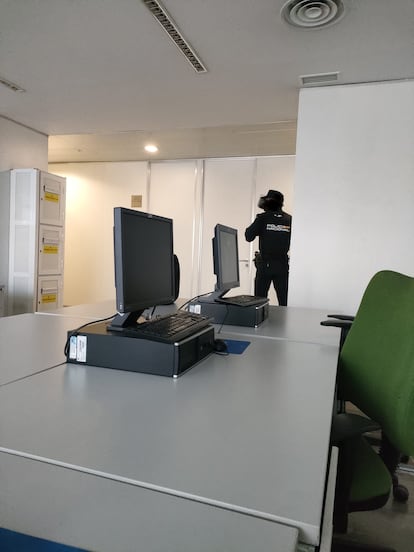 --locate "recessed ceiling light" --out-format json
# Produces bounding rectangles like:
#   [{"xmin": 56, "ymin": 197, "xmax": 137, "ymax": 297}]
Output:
[{"xmin": 144, "ymin": 144, "xmax": 158, "ymax": 153}]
